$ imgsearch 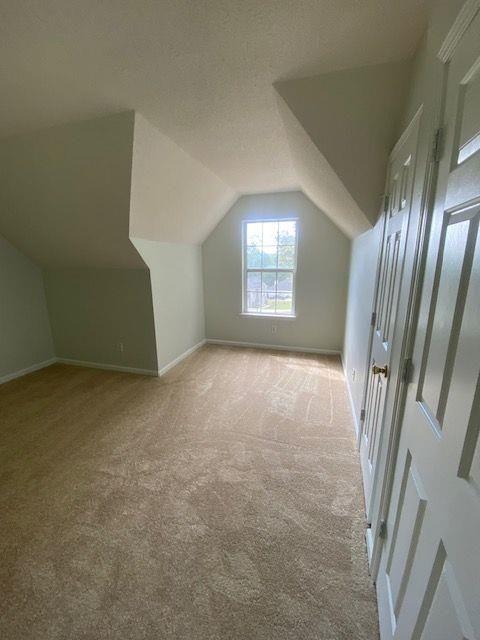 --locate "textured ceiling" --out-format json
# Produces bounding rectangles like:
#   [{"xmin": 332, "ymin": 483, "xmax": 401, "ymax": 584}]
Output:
[{"xmin": 0, "ymin": 0, "xmax": 427, "ymax": 199}]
